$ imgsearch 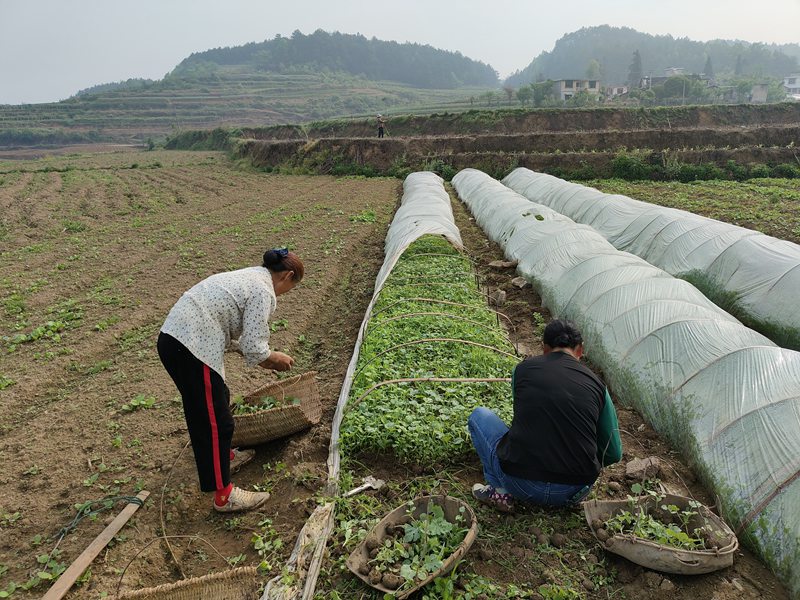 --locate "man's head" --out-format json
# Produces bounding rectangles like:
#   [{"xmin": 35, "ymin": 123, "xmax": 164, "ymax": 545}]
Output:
[{"xmin": 542, "ymin": 318, "xmax": 583, "ymax": 359}]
